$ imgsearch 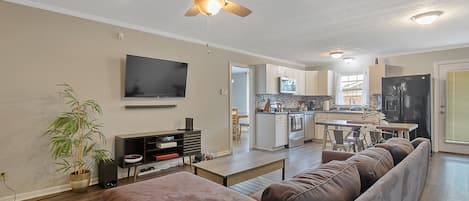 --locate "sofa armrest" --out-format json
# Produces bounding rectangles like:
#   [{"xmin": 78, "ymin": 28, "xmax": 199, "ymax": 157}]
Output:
[
  {"xmin": 322, "ymin": 151, "xmax": 355, "ymax": 163},
  {"xmin": 410, "ymin": 138, "xmax": 430, "ymax": 149}
]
